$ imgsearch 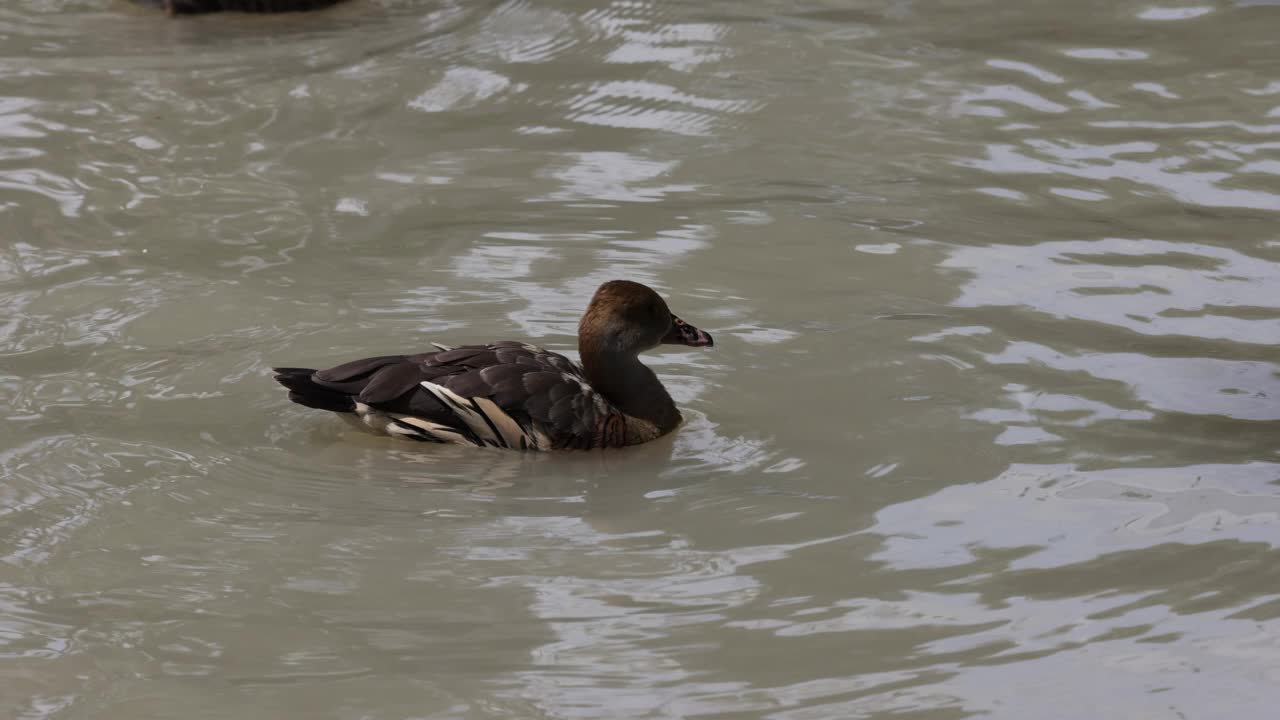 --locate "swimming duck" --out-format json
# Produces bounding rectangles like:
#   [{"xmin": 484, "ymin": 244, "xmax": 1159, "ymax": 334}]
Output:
[
  {"xmin": 146, "ymin": 0, "xmax": 347, "ymax": 14},
  {"xmin": 273, "ymin": 280, "xmax": 714, "ymax": 450}
]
